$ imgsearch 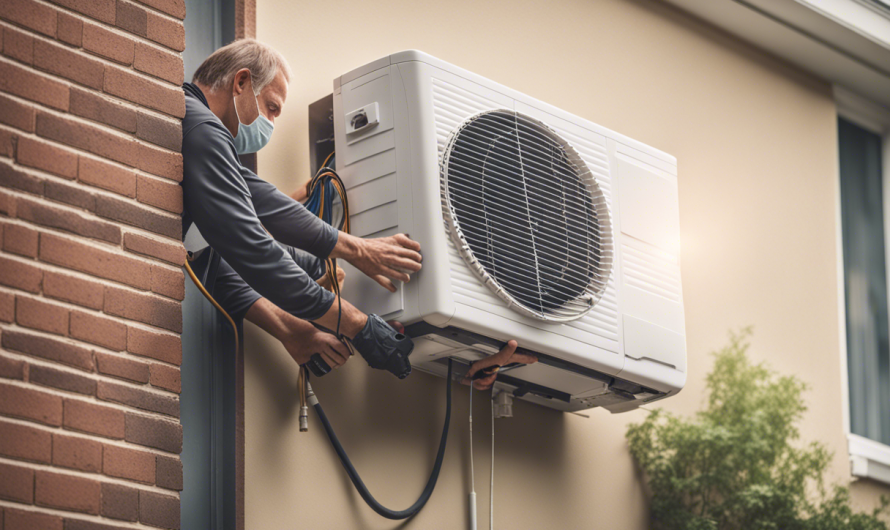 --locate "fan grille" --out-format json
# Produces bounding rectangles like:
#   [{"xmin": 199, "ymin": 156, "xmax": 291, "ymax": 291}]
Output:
[{"xmin": 442, "ymin": 110, "xmax": 612, "ymax": 321}]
